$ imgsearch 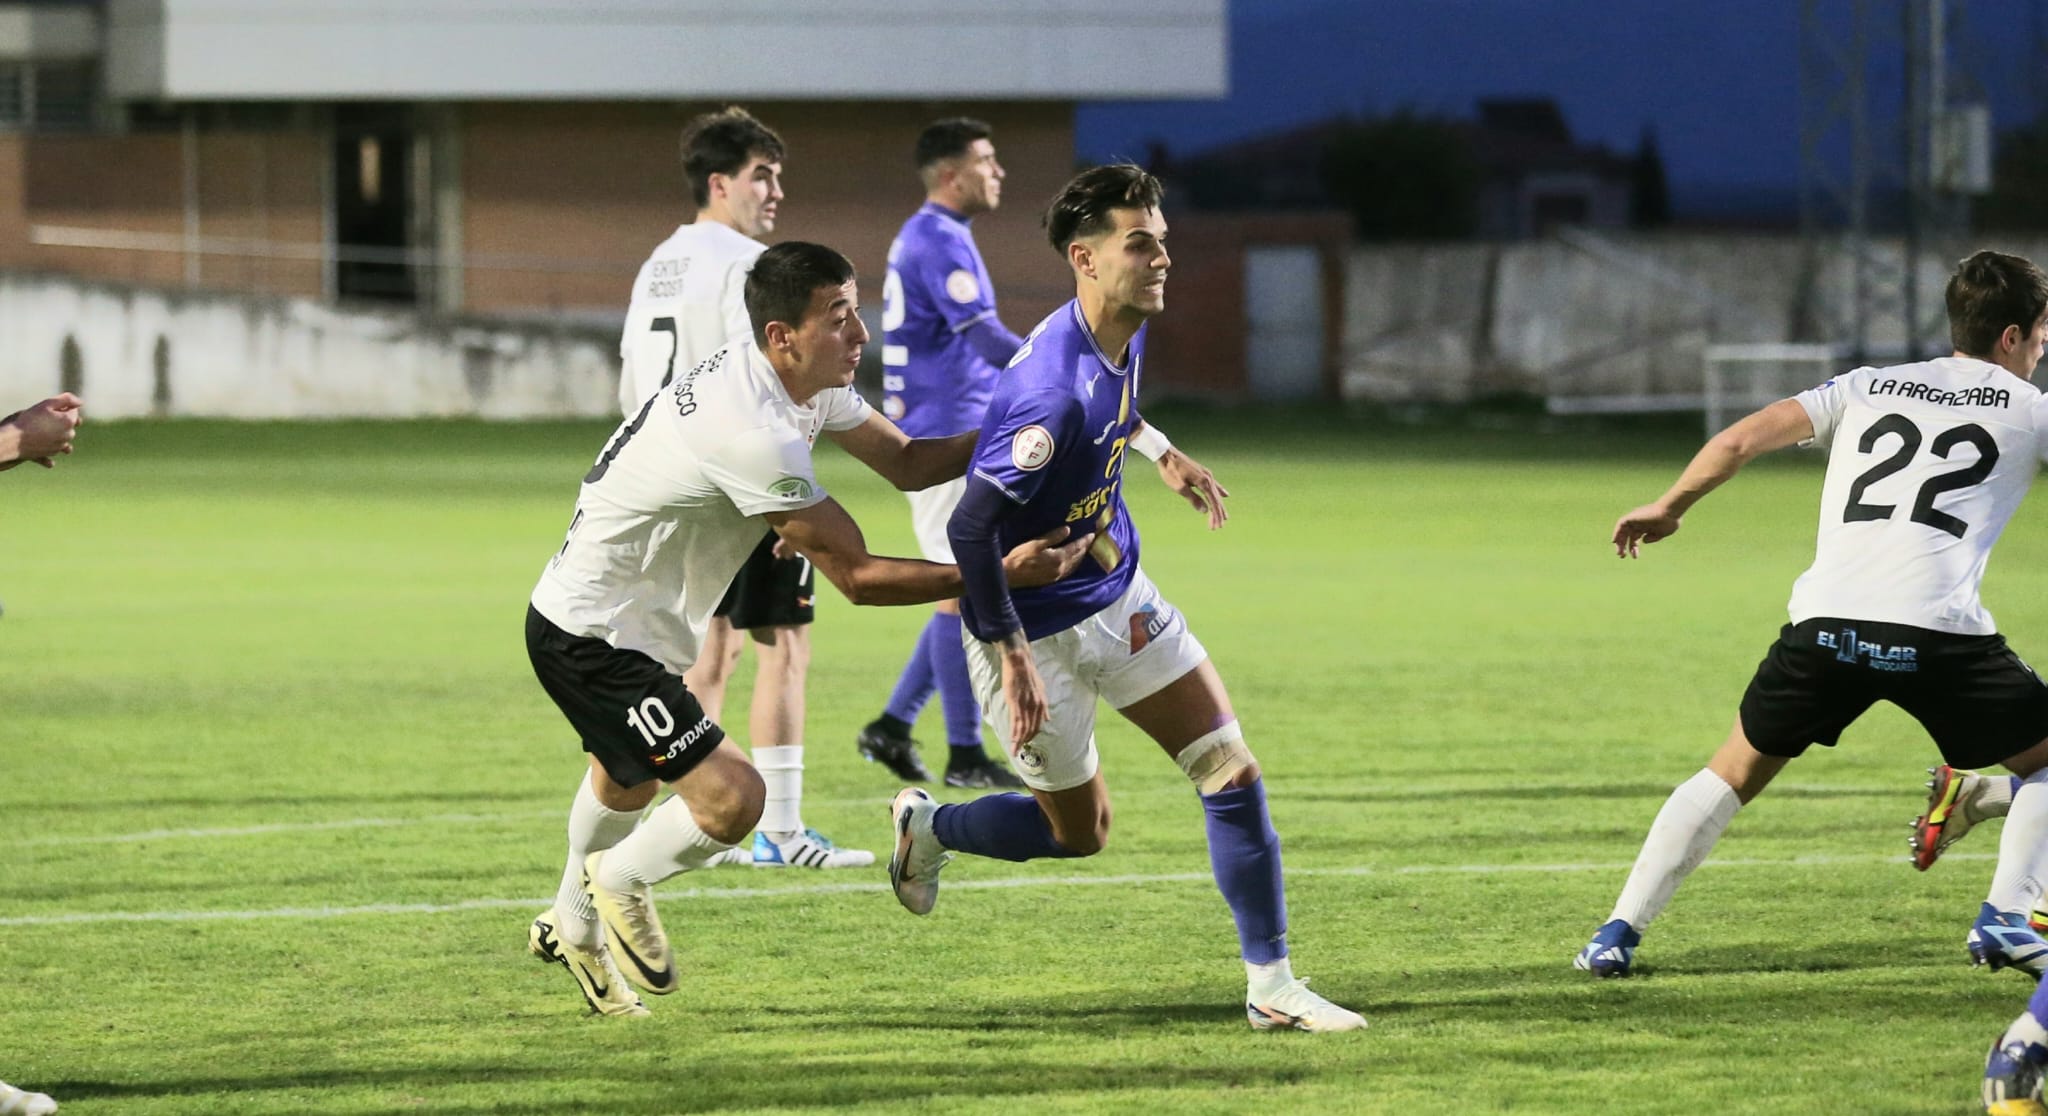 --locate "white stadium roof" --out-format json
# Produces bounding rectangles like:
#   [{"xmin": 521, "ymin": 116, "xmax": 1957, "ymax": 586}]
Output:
[{"xmin": 103, "ymin": 0, "xmax": 1229, "ymax": 101}]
